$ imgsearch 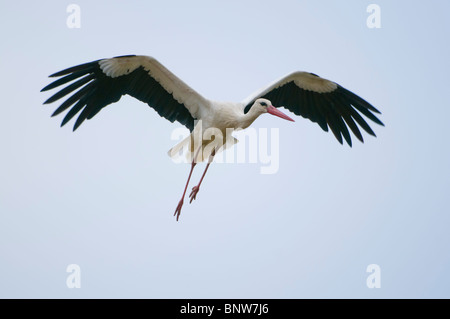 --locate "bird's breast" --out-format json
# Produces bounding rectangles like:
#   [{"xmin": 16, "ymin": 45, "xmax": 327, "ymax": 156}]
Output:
[{"xmin": 206, "ymin": 102, "xmax": 243, "ymax": 131}]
